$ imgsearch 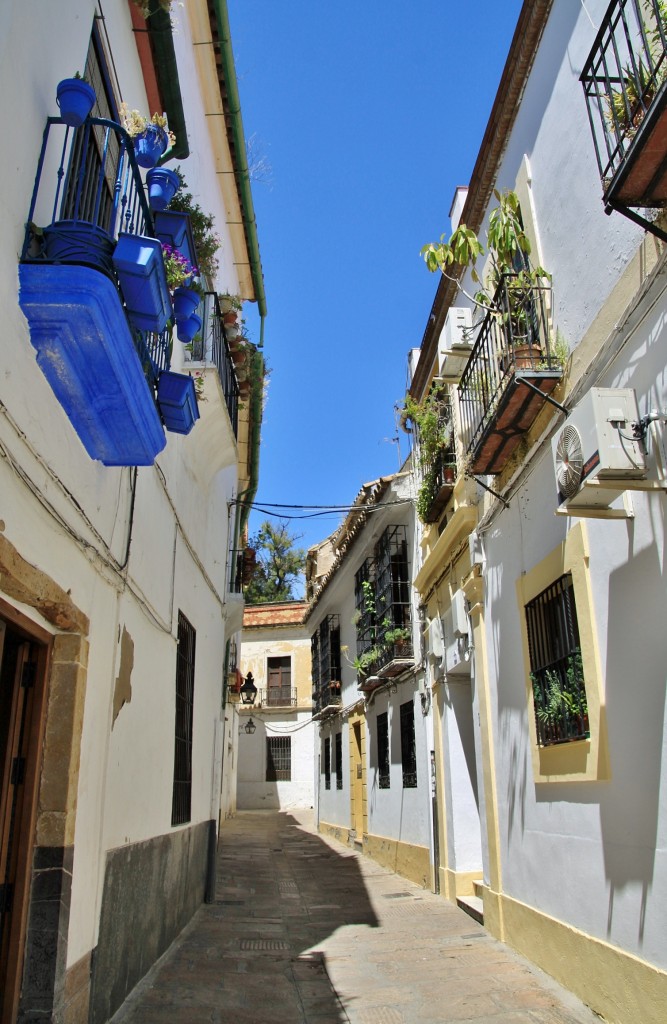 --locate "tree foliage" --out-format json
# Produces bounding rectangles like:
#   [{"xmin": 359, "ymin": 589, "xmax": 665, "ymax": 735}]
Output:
[{"xmin": 244, "ymin": 521, "xmax": 306, "ymax": 604}]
